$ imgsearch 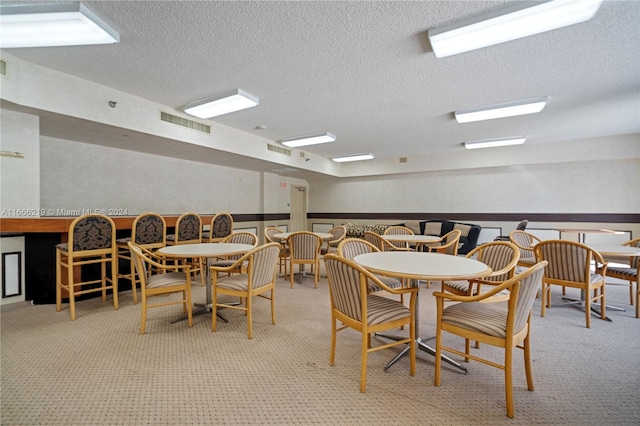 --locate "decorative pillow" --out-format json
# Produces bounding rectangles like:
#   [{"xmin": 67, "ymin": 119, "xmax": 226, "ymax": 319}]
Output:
[
  {"xmin": 424, "ymin": 222, "xmax": 442, "ymax": 236},
  {"xmin": 453, "ymin": 223, "xmax": 472, "ymax": 237}
]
